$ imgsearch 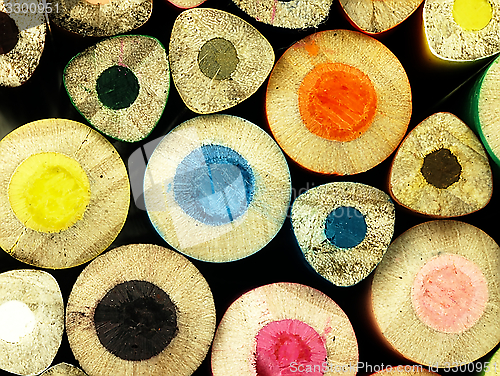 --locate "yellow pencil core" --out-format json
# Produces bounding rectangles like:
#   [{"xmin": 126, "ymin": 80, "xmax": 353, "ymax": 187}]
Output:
[
  {"xmin": 8, "ymin": 152, "xmax": 91, "ymax": 233},
  {"xmin": 453, "ymin": 0, "xmax": 493, "ymax": 31}
]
